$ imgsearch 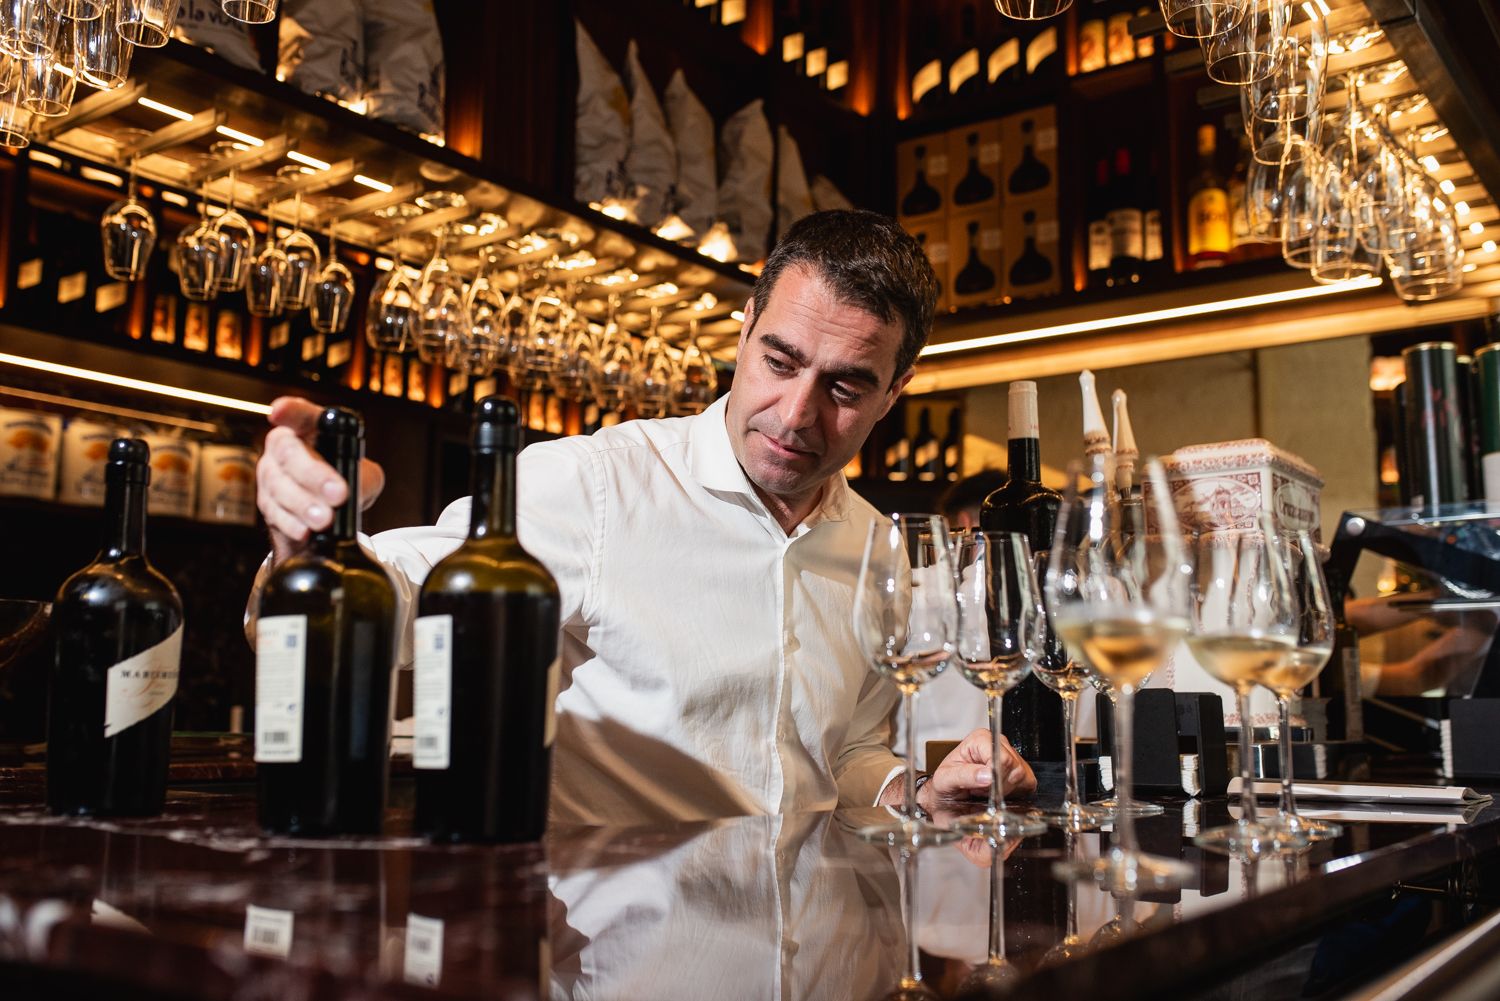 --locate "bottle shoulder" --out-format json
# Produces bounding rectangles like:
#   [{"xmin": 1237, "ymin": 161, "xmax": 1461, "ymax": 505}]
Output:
[
  {"xmin": 424, "ymin": 539, "xmax": 560, "ymax": 596},
  {"xmin": 57, "ymin": 555, "xmax": 182, "ymax": 613}
]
